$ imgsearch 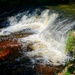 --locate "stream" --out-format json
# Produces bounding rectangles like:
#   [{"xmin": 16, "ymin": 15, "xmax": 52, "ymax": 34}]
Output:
[{"xmin": 0, "ymin": 8, "xmax": 75, "ymax": 75}]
